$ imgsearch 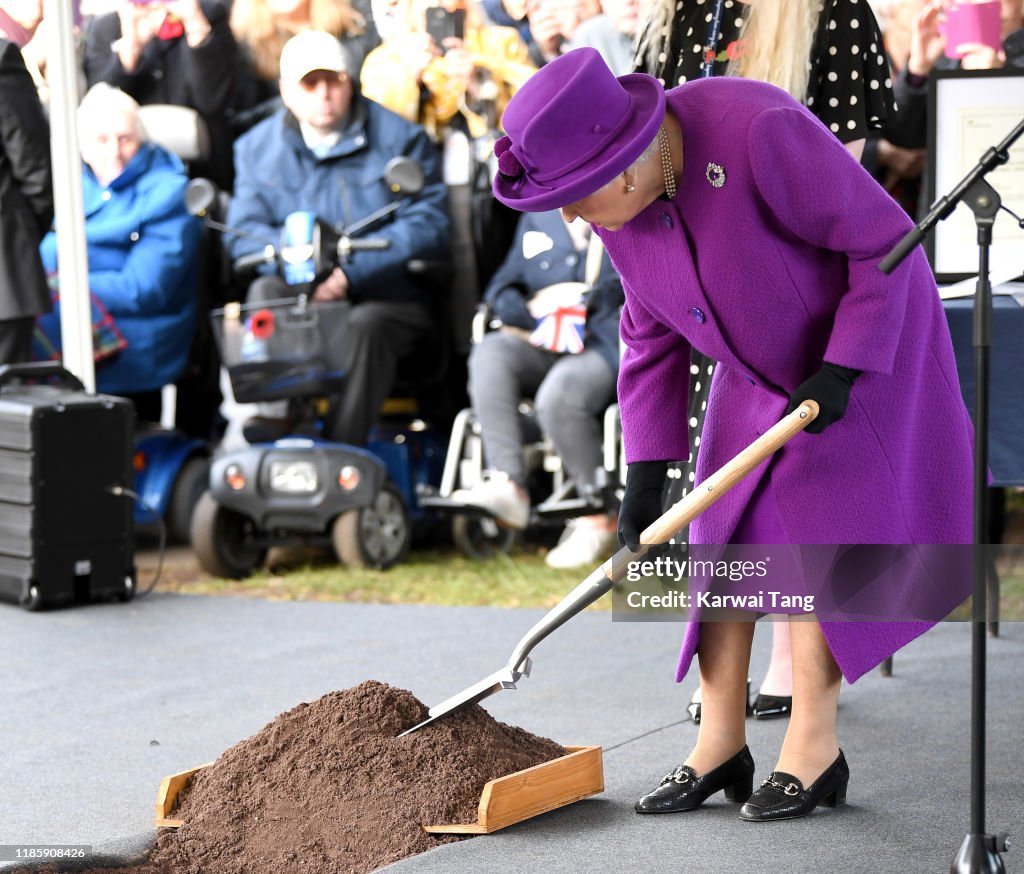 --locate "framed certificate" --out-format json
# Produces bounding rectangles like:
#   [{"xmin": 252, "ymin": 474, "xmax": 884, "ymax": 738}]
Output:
[{"xmin": 927, "ymin": 68, "xmax": 1024, "ymax": 282}]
